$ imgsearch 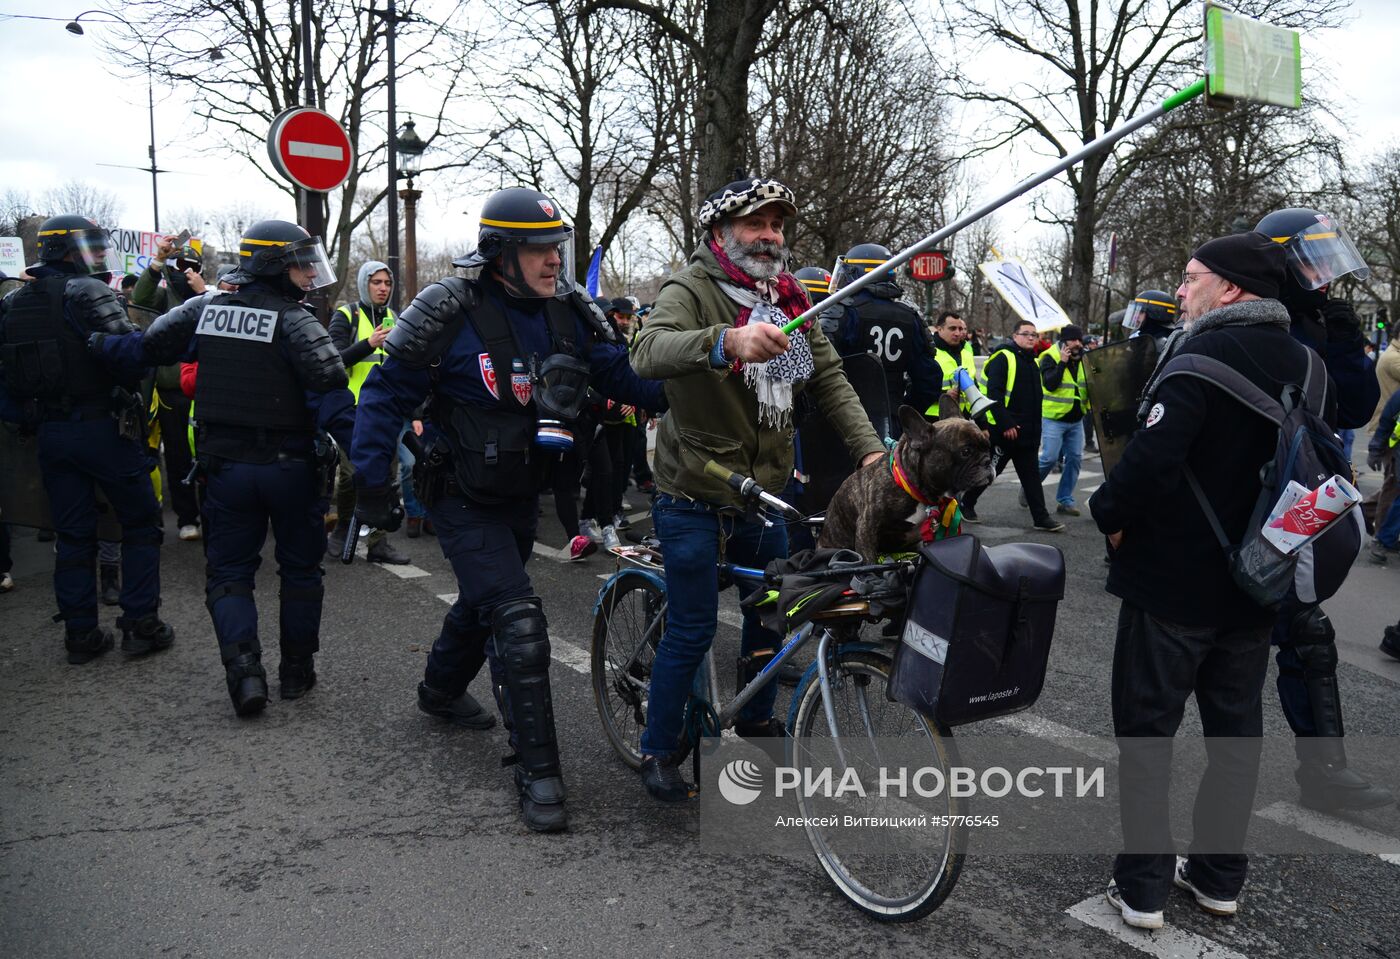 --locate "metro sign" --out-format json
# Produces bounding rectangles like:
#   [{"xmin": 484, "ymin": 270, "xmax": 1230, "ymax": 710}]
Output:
[
  {"xmin": 910, "ymin": 250, "xmax": 950, "ymax": 282},
  {"xmin": 267, "ymin": 107, "xmax": 354, "ymax": 193}
]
